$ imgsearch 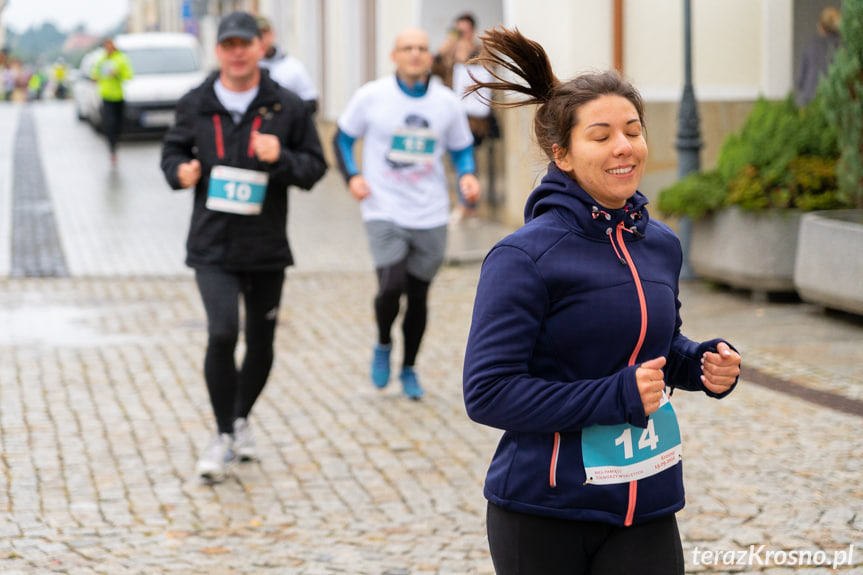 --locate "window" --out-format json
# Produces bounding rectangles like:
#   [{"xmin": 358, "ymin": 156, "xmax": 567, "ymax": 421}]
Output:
[{"xmin": 124, "ymin": 47, "xmax": 199, "ymax": 75}]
